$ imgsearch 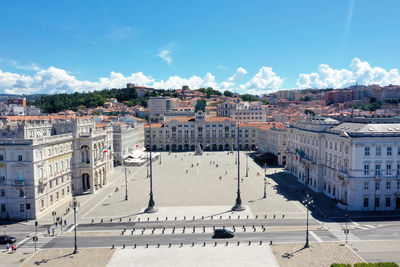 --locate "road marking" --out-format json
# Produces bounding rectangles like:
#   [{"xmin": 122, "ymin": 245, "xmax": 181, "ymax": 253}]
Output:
[
  {"xmin": 349, "ymin": 220, "xmax": 359, "ymax": 226},
  {"xmin": 355, "ymin": 226, "xmax": 368, "ymax": 230},
  {"xmin": 310, "ymin": 231, "xmax": 322, "ymax": 242},
  {"xmin": 16, "ymin": 236, "xmax": 31, "ymax": 247},
  {"xmin": 364, "ymin": 225, "xmax": 375, "ymax": 228}
]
